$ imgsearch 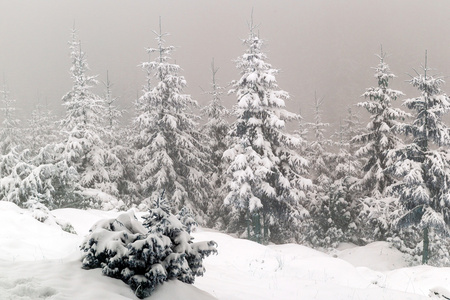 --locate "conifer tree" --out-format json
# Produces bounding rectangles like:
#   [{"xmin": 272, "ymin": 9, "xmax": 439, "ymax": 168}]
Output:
[
  {"xmin": 0, "ymin": 83, "xmax": 20, "ymax": 155},
  {"xmin": 200, "ymin": 59, "xmax": 229, "ymax": 228},
  {"xmin": 133, "ymin": 20, "xmax": 210, "ymax": 217},
  {"xmin": 305, "ymin": 93, "xmax": 333, "ymax": 188},
  {"xmin": 334, "ymin": 108, "xmax": 365, "ymax": 181},
  {"xmin": 302, "ymin": 95, "xmax": 335, "ymax": 246},
  {"xmin": 307, "ymin": 113, "xmax": 363, "ymax": 247},
  {"xmin": 323, "ymin": 118, "xmax": 363, "ymax": 246},
  {"xmin": 102, "ymin": 71, "xmax": 123, "ymax": 148},
  {"xmin": 223, "ymin": 17, "xmax": 311, "ymax": 243},
  {"xmin": 355, "ymin": 49, "xmax": 408, "ymax": 198},
  {"xmin": 101, "ymin": 72, "xmax": 138, "ymax": 206},
  {"xmin": 354, "ymin": 49, "xmax": 409, "ymax": 240},
  {"xmin": 61, "ymin": 28, "xmax": 122, "ymax": 203},
  {"xmin": 391, "ymin": 52, "xmax": 450, "ymax": 264},
  {"xmin": 80, "ymin": 207, "xmax": 217, "ymax": 298},
  {"xmin": 26, "ymin": 103, "xmax": 58, "ymax": 155}
]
